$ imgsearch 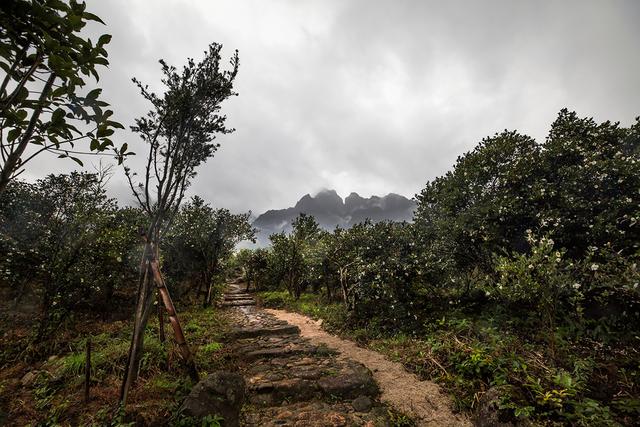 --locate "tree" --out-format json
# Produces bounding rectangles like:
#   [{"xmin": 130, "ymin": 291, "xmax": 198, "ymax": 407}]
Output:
[
  {"xmin": 537, "ymin": 110, "xmax": 640, "ymax": 257},
  {"xmin": 0, "ymin": 0, "xmax": 128, "ymax": 193},
  {"xmin": 414, "ymin": 130, "xmax": 541, "ymax": 279},
  {"xmin": 120, "ymin": 43, "xmax": 239, "ymax": 403},
  {"xmin": 0, "ymin": 172, "xmax": 140, "ymax": 352},
  {"xmin": 165, "ymin": 196, "xmax": 255, "ymax": 305},
  {"xmin": 244, "ymin": 248, "xmax": 269, "ymax": 292},
  {"xmin": 324, "ymin": 225, "xmax": 363, "ymax": 309},
  {"xmin": 269, "ymin": 214, "xmax": 320, "ymax": 299}
]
